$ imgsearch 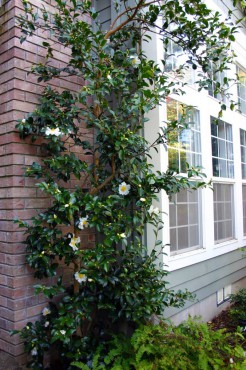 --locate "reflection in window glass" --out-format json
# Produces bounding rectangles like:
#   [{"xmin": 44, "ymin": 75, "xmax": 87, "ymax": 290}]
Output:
[
  {"xmin": 240, "ymin": 129, "xmax": 246, "ymax": 179},
  {"xmin": 237, "ymin": 66, "xmax": 246, "ymax": 115},
  {"xmin": 213, "ymin": 183, "xmax": 234, "ymax": 244},
  {"xmin": 164, "ymin": 34, "xmax": 196, "ymax": 84},
  {"xmin": 208, "ymin": 60, "xmax": 229, "ymax": 105},
  {"xmin": 242, "ymin": 185, "xmax": 246, "ymax": 236},
  {"xmin": 169, "ymin": 189, "xmax": 202, "ymax": 254},
  {"xmin": 167, "ymin": 98, "xmax": 201, "ymax": 173},
  {"xmin": 211, "ymin": 117, "xmax": 234, "ymax": 178}
]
